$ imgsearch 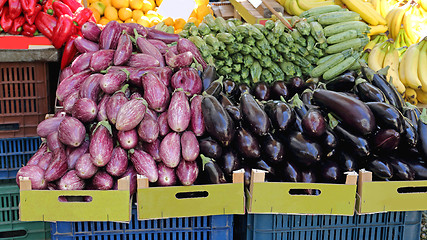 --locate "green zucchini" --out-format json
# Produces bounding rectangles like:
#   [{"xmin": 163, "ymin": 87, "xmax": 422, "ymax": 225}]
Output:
[
  {"xmin": 325, "ymin": 36, "xmax": 369, "ymax": 54},
  {"xmin": 310, "ymin": 49, "xmax": 353, "ymax": 77},
  {"xmin": 323, "ymin": 21, "xmax": 370, "ymax": 36},
  {"xmin": 318, "ymin": 11, "xmax": 361, "ymax": 25},
  {"xmin": 326, "ymin": 29, "xmax": 362, "ymax": 44},
  {"xmin": 323, "ymin": 52, "xmax": 360, "ymax": 80}
]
